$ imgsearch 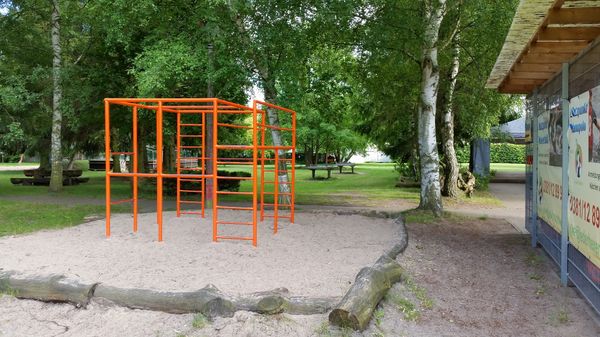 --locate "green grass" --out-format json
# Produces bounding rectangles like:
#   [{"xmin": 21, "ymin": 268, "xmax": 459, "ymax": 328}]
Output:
[
  {"xmin": 0, "ymin": 162, "xmax": 501, "ymax": 236},
  {"xmin": 0, "ymin": 200, "xmax": 116, "ymax": 237},
  {"xmin": 460, "ymin": 163, "xmax": 525, "ymax": 173},
  {"xmin": 0, "ymin": 162, "xmax": 38, "ymax": 167}
]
